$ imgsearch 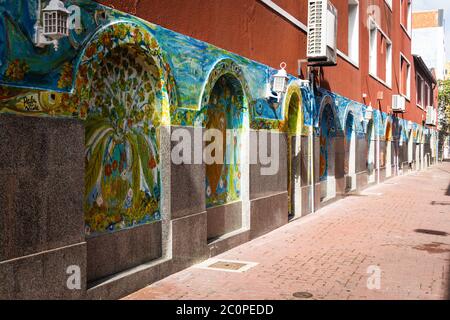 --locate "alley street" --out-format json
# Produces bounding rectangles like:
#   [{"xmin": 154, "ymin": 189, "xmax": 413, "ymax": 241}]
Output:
[{"xmin": 125, "ymin": 163, "xmax": 450, "ymax": 300}]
